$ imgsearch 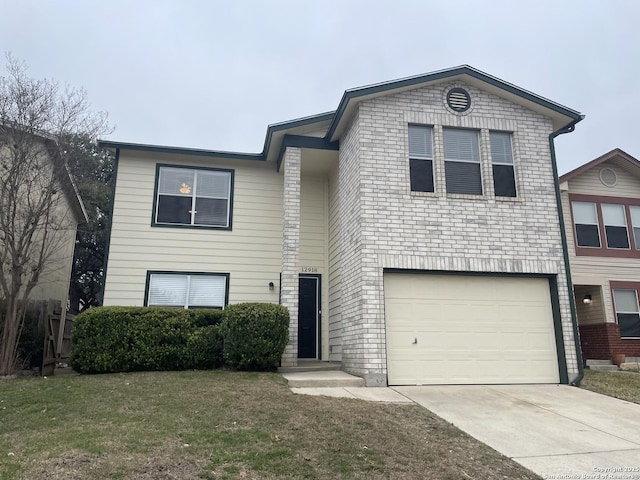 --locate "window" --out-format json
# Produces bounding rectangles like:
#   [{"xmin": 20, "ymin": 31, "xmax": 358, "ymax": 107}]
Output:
[
  {"xmin": 154, "ymin": 166, "xmax": 233, "ymax": 228},
  {"xmin": 147, "ymin": 272, "xmax": 228, "ymax": 309},
  {"xmin": 408, "ymin": 125, "xmax": 434, "ymax": 192},
  {"xmin": 613, "ymin": 289, "xmax": 640, "ymax": 337},
  {"xmin": 572, "ymin": 201, "xmax": 600, "ymax": 247},
  {"xmin": 490, "ymin": 132, "xmax": 516, "ymax": 197},
  {"xmin": 602, "ymin": 204, "xmax": 629, "ymax": 249},
  {"xmin": 630, "ymin": 206, "xmax": 640, "ymax": 249},
  {"xmin": 443, "ymin": 128, "xmax": 482, "ymax": 195}
]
